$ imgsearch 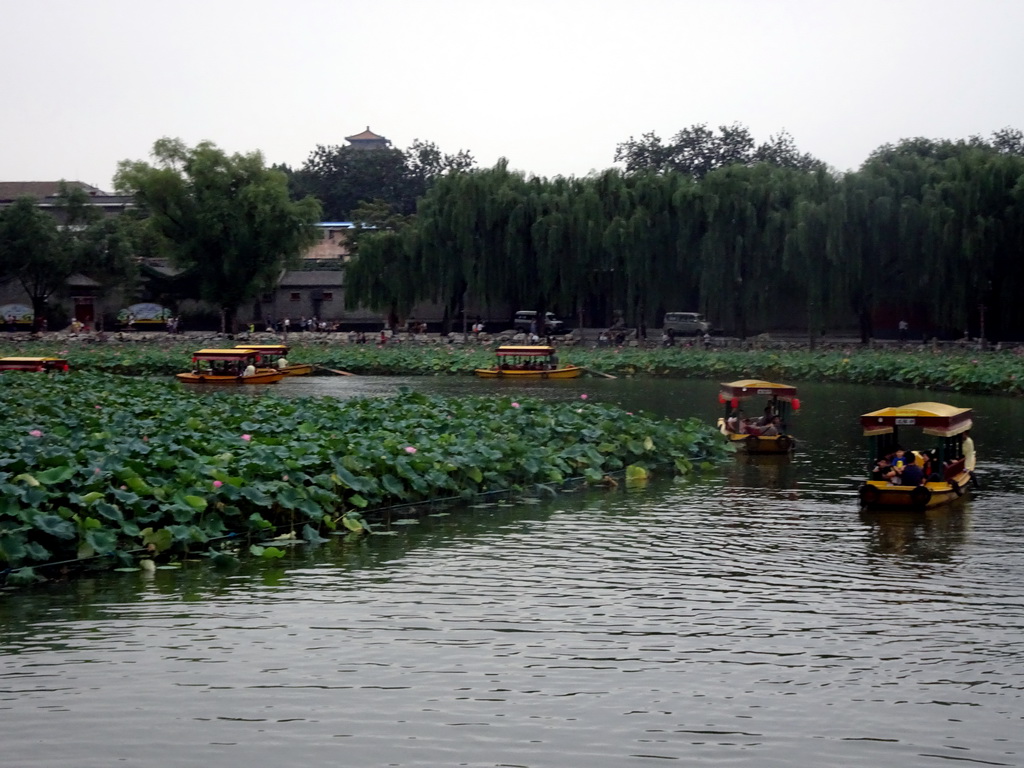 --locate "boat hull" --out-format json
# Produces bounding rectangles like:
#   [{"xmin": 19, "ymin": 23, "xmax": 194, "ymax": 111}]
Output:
[
  {"xmin": 858, "ymin": 473, "xmax": 970, "ymax": 511},
  {"xmin": 474, "ymin": 366, "xmax": 583, "ymax": 380},
  {"xmin": 175, "ymin": 371, "xmax": 284, "ymax": 385},
  {"xmin": 259, "ymin": 364, "xmax": 314, "ymax": 376},
  {"xmin": 718, "ymin": 419, "xmax": 795, "ymax": 453}
]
